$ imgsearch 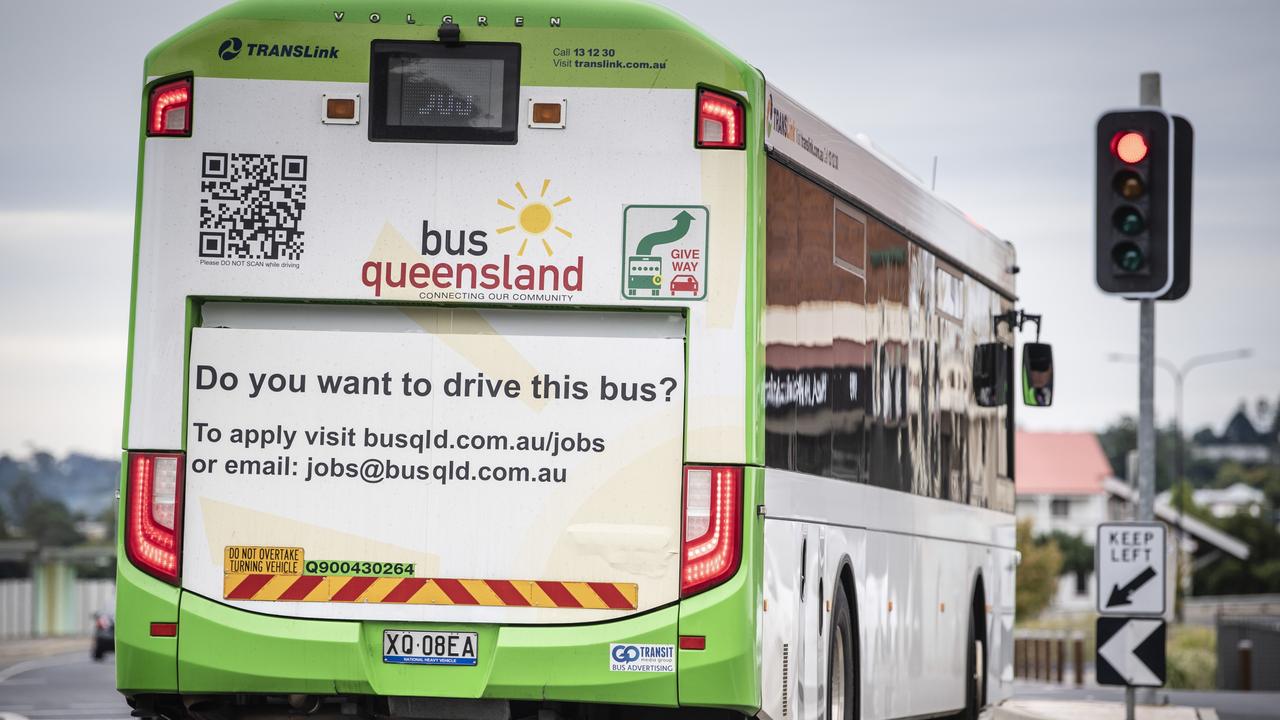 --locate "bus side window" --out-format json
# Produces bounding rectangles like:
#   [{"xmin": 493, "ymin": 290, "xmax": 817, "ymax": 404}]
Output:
[
  {"xmin": 866, "ymin": 220, "xmax": 910, "ymax": 493},
  {"xmin": 765, "ymin": 160, "xmax": 799, "ymax": 471},
  {"xmin": 793, "ymin": 169, "xmax": 833, "ymax": 477},
  {"xmin": 831, "ymin": 201, "xmax": 867, "ymax": 483},
  {"xmin": 972, "ymin": 343, "xmax": 1009, "ymax": 407}
]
